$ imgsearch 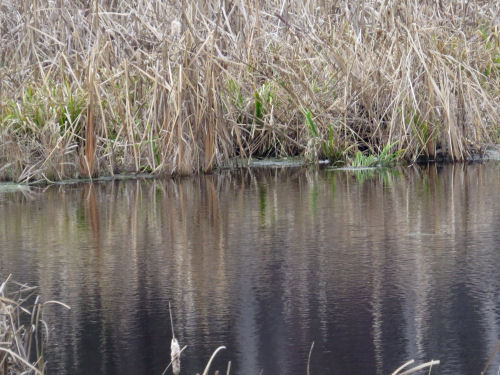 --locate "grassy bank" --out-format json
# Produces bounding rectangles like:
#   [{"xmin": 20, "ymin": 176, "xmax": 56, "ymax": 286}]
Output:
[{"xmin": 1, "ymin": 0, "xmax": 499, "ymax": 182}]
